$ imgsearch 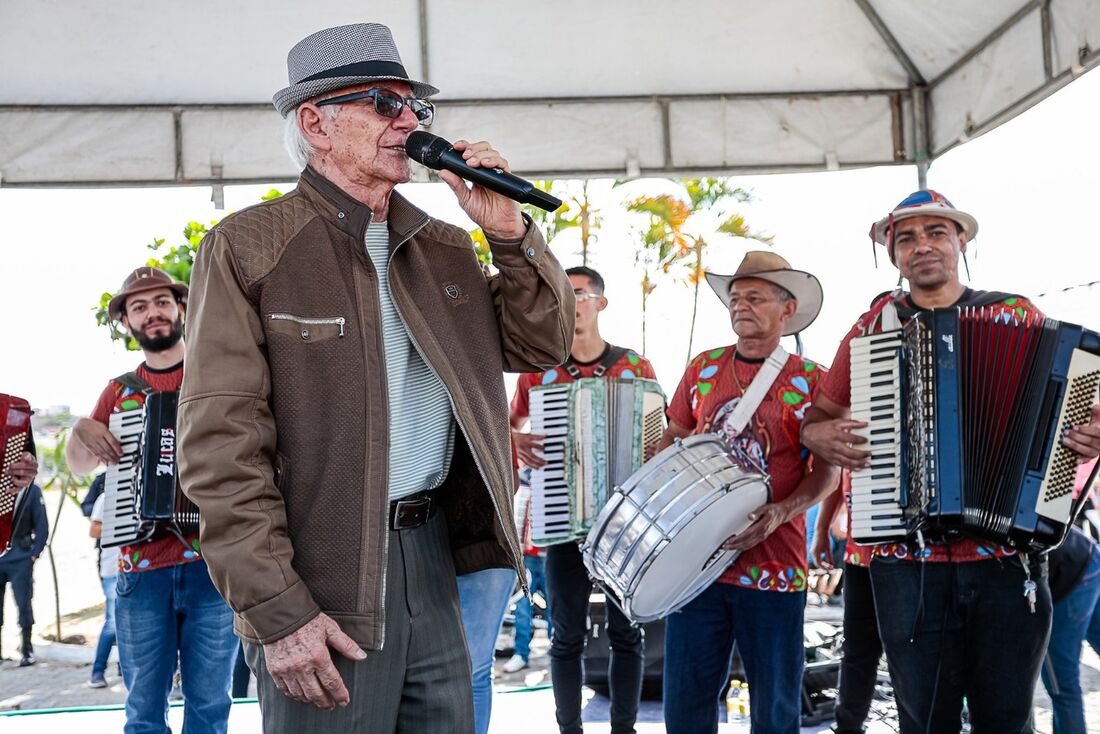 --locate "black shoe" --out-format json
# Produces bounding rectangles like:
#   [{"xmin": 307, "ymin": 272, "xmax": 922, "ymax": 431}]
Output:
[{"xmin": 19, "ymin": 629, "xmax": 35, "ymax": 667}]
